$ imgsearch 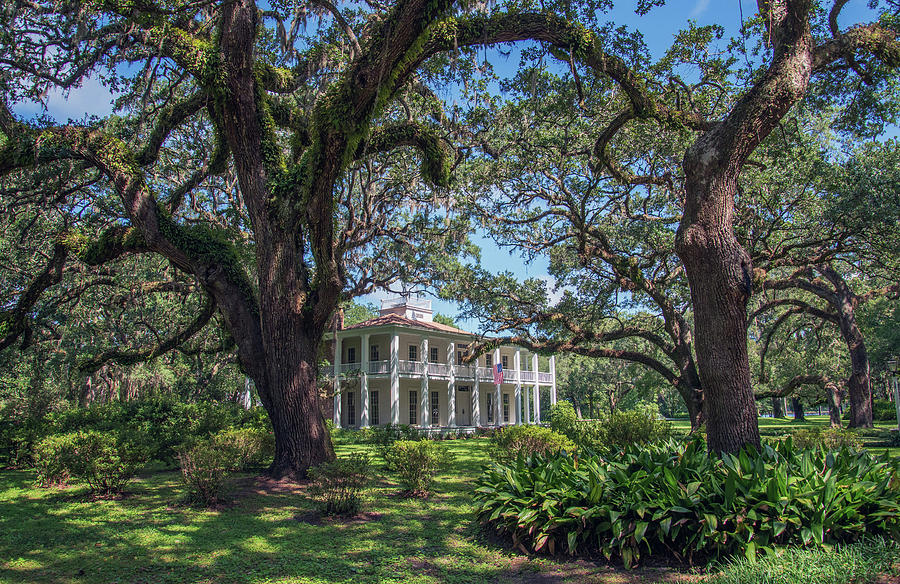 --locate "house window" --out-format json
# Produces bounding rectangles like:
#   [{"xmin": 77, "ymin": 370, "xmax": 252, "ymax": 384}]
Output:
[
  {"xmin": 370, "ymin": 344, "xmax": 379, "ymax": 361},
  {"xmin": 457, "ymin": 350, "xmax": 466, "ymax": 365},
  {"xmin": 431, "ymin": 391, "xmax": 440, "ymax": 425},
  {"xmin": 371, "ymin": 390, "xmax": 379, "ymax": 425},
  {"xmin": 485, "ymin": 354, "xmax": 492, "ymax": 368},
  {"xmin": 347, "ymin": 347, "xmax": 356, "ymax": 363},
  {"xmin": 409, "ymin": 345, "xmax": 418, "ymax": 361},
  {"xmin": 503, "ymin": 393, "xmax": 509, "ymax": 423},
  {"xmin": 502, "ymin": 355, "xmax": 508, "ymax": 369},
  {"xmin": 347, "ymin": 392, "xmax": 356, "ymax": 427},
  {"xmin": 409, "ymin": 391, "xmax": 417, "ymax": 425},
  {"xmin": 430, "ymin": 346, "xmax": 439, "ymax": 363},
  {"xmin": 487, "ymin": 393, "xmax": 494, "ymax": 423}
]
